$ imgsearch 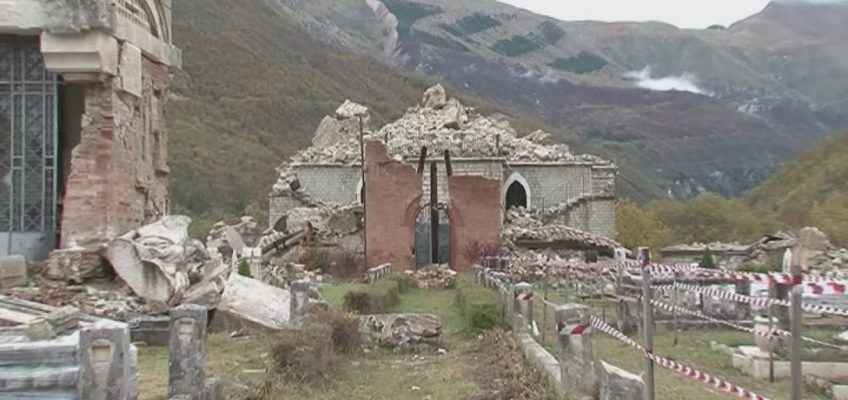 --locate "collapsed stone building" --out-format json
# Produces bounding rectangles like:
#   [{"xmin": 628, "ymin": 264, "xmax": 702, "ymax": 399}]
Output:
[
  {"xmin": 271, "ymin": 85, "xmax": 618, "ymax": 271},
  {"xmin": 0, "ymin": 0, "xmax": 179, "ymax": 262}
]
